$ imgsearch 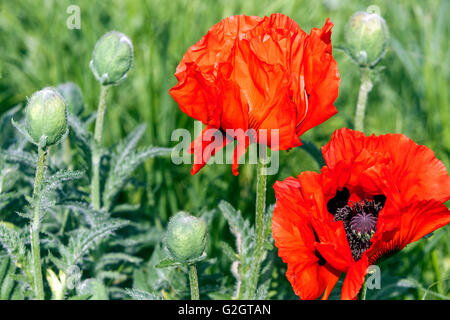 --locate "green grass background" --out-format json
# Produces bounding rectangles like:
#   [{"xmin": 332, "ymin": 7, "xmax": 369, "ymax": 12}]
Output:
[{"xmin": 0, "ymin": 0, "xmax": 449, "ymax": 299}]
